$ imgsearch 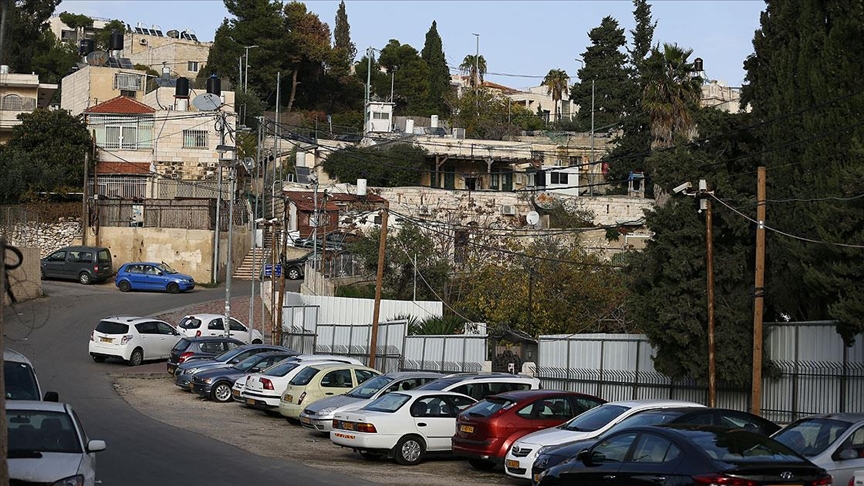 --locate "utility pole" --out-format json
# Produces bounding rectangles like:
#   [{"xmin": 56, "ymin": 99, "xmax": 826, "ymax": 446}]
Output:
[
  {"xmin": 589, "ymin": 79, "xmax": 595, "ymax": 196},
  {"xmin": 0, "ymin": 238, "xmax": 9, "ymax": 484},
  {"xmin": 224, "ymin": 161, "xmax": 236, "ymax": 339},
  {"xmin": 472, "ymin": 33, "xmax": 480, "ymax": 115},
  {"xmin": 365, "ymin": 47, "xmax": 372, "ymax": 133},
  {"xmin": 82, "ymin": 151, "xmax": 89, "ymax": 245},
  {"xmin": 272, "ymin": 72, "xmax": 280, "ymax": 219},
  {"xmin": 249, "ymin": 116, "xmax": 264, "ymax": 334},
  {"xmin": 368, "ymin": 206, "xmax": 389, "ymax": 369},
  {"xmin": 243, "ymin": 45, "xmax": 258, "ymax": 94},
  {"xmin": 703, "ymin": 179, "xmax": 716, "ymax": 407},
  {"xmin": 752, "ymin": 167, "xmax": 767, "ymax": 414},
  {"xmin": 269, "ymin": 222, "xmax": 278, "ymax": 345},
  {"xmin": 276, "ymin": 201, "xmax": 288, "ymax": 347},
  {"xmin": 212, "ymin": 112, "xmax": 225, "ymax": 285}
]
